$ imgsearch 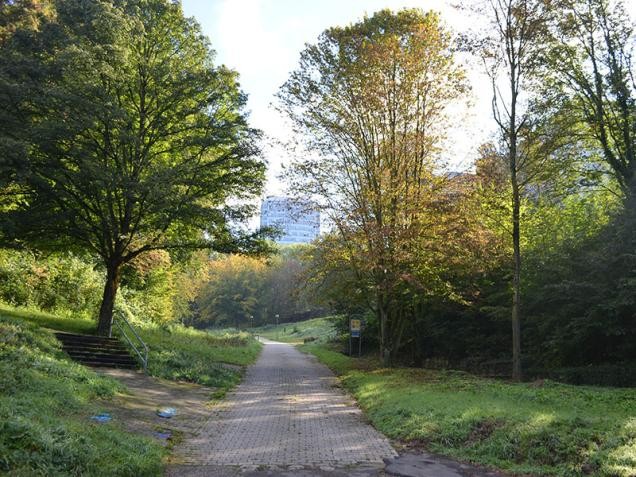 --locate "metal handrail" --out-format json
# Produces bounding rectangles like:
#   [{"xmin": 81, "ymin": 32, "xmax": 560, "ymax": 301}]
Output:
[{"xmin": 111, "ymin": 311, "xmax": 148, "ymax": 372}]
